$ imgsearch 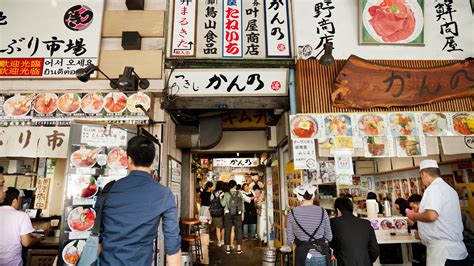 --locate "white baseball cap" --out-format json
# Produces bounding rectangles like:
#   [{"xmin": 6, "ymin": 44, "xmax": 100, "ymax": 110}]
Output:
[
  {"xmin": 420, "ymin": 159, "xmax": 439, "ymax": 170},
  {"xmin": 293, "ymin": 183, "xmax": 317, "ymax": 201}
]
